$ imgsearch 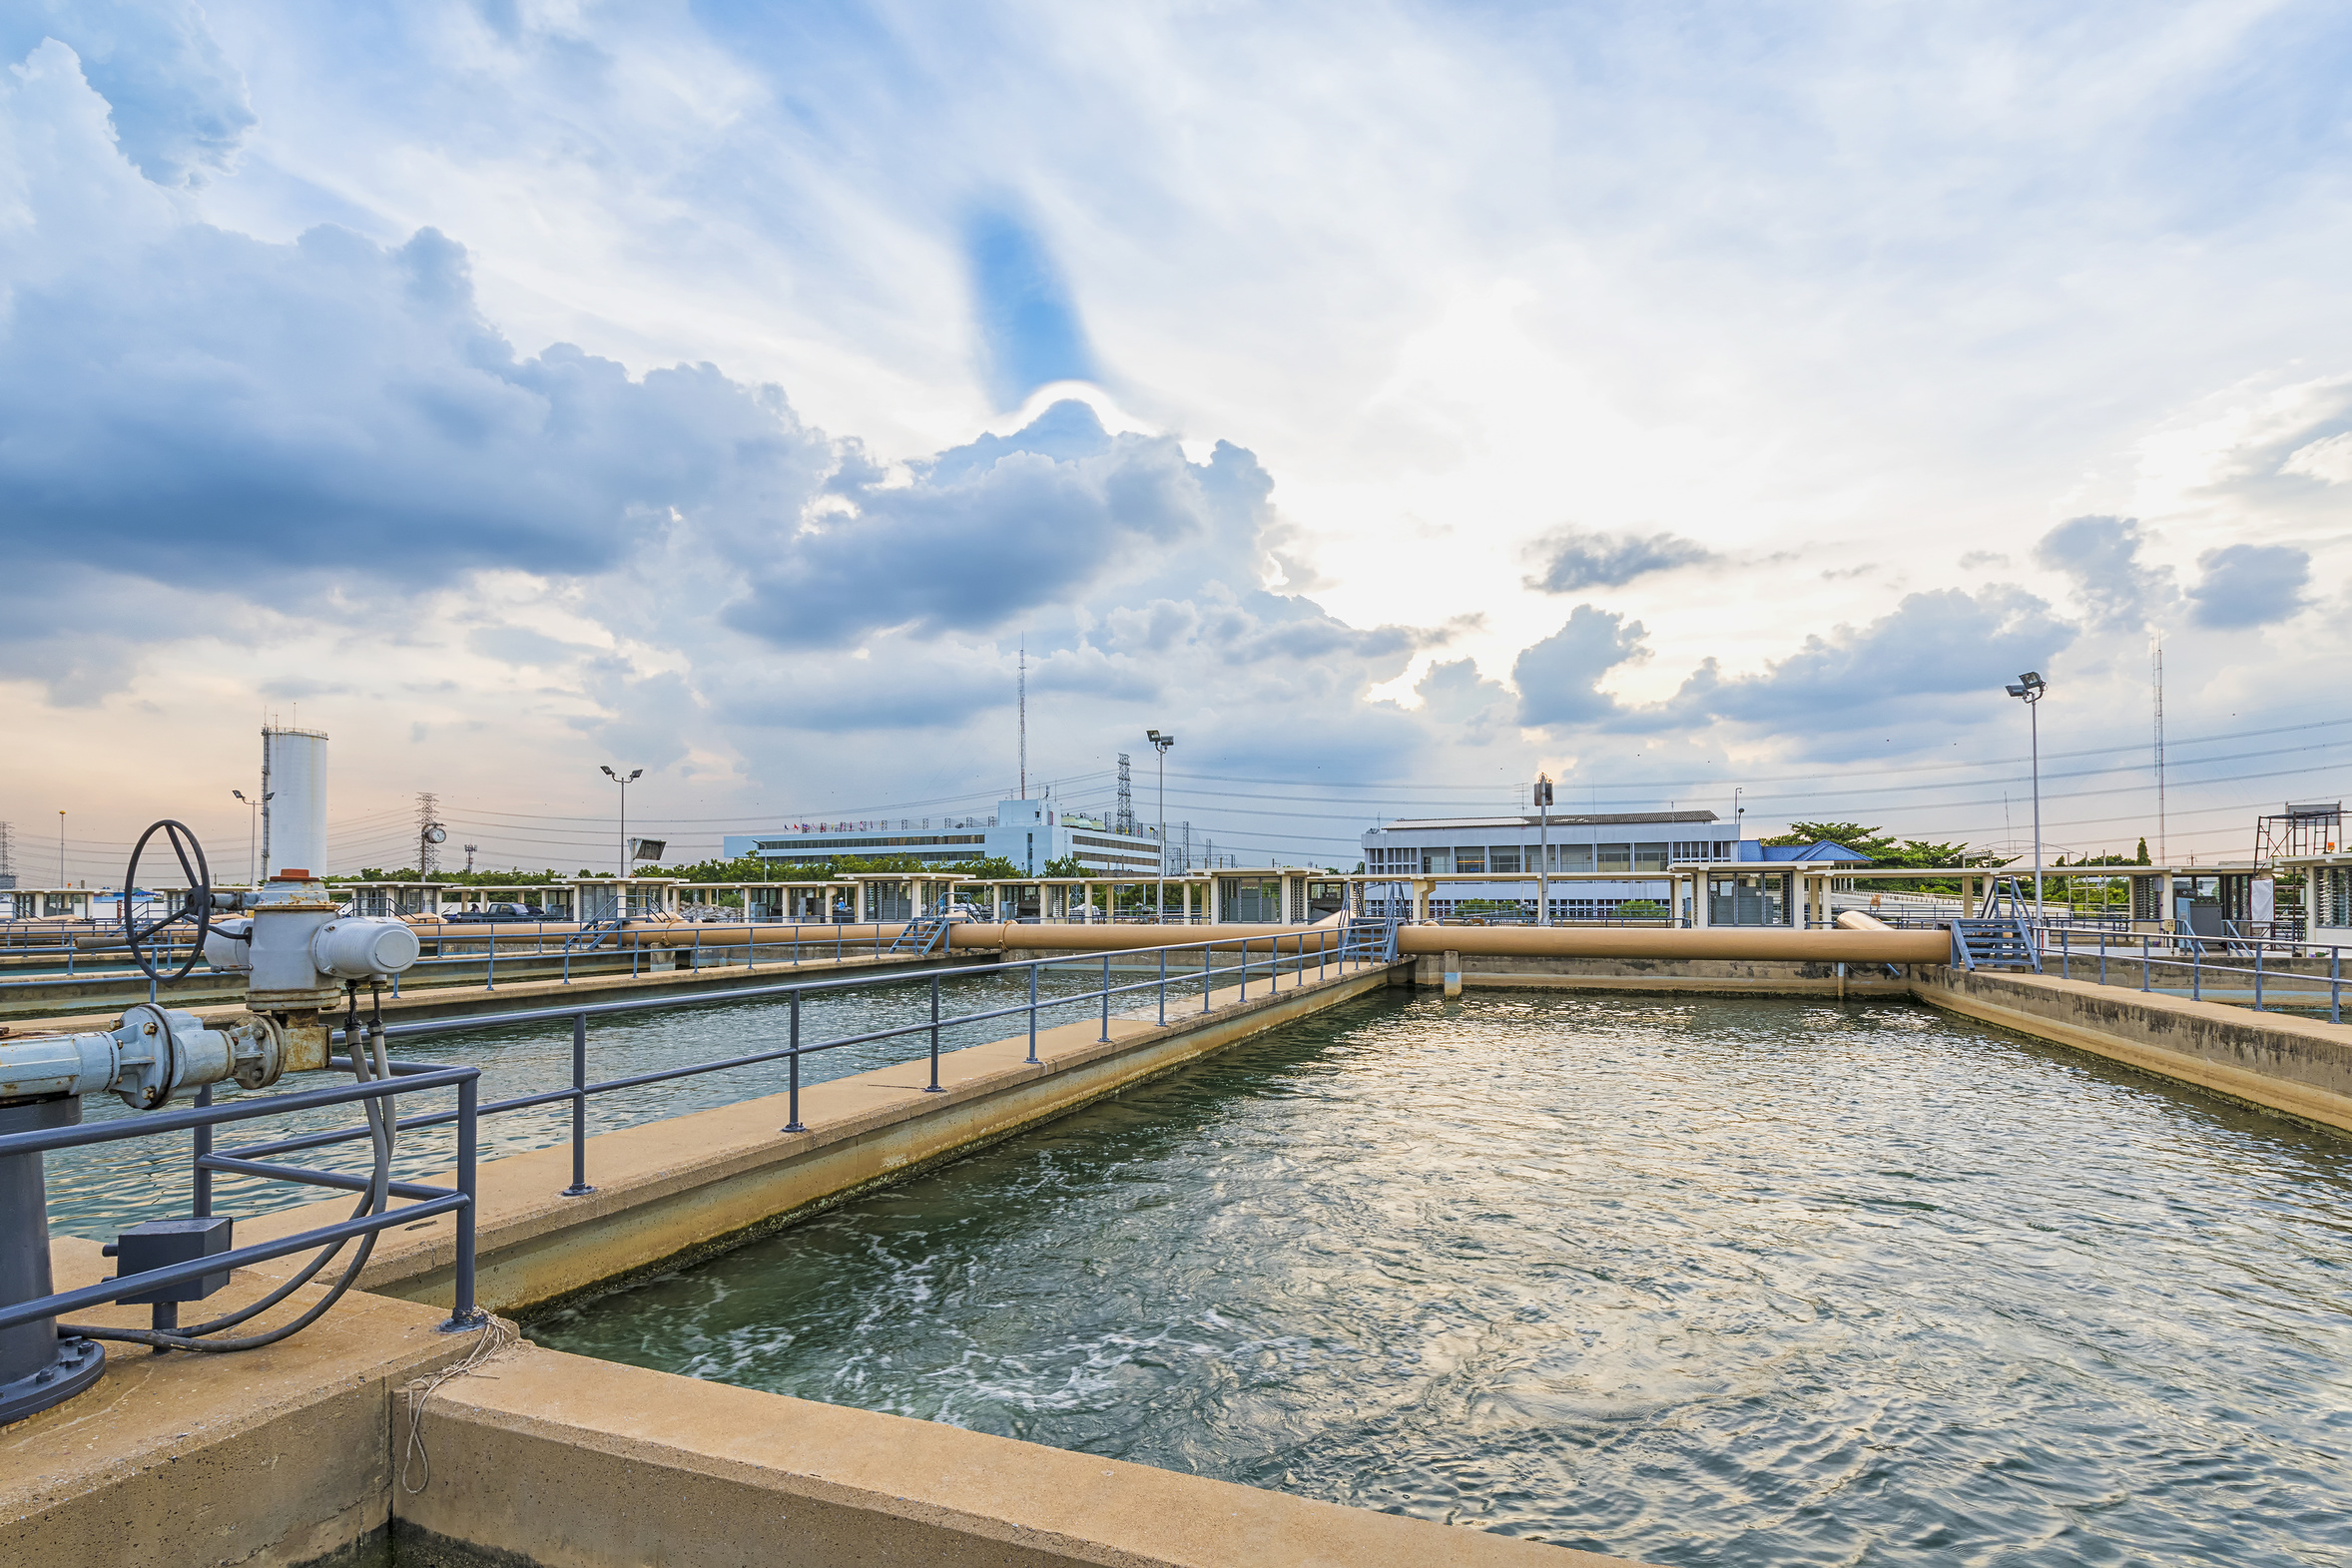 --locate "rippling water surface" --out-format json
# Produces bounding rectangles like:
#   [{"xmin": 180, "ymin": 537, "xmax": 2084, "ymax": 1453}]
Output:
[{"xmin": 532, "ymin": 991, "xmax": 2352, "ymax": 1566}]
